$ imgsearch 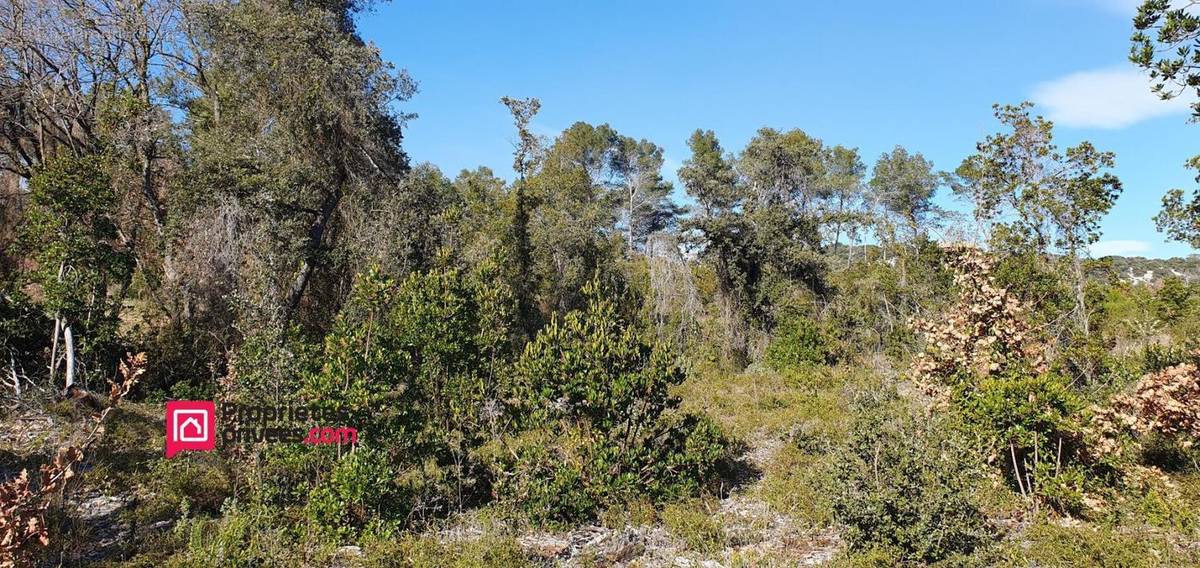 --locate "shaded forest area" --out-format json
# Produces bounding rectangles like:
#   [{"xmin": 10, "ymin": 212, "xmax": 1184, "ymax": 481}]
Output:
[{"xmin": 2, "ymin": 0, "xmax": 1200, "ymax": 566}]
